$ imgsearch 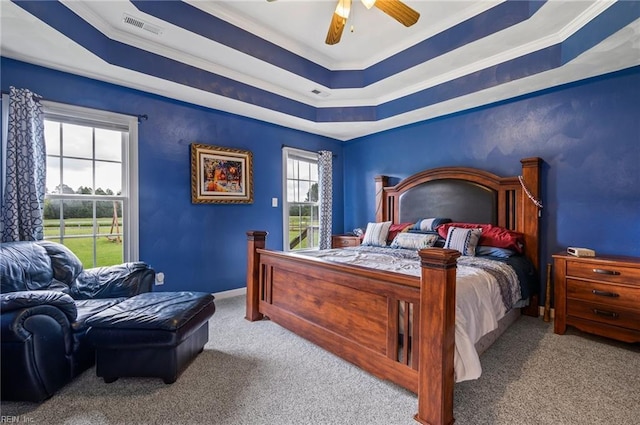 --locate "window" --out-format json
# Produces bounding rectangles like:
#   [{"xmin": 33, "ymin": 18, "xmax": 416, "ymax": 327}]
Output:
[
  {"xmin": 42, "ymin": 102, "xmax": 138, "ymax": 267},
  {"xmin": 283, "ymin": 147, "xmax": 319, "ymax": 251}
]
